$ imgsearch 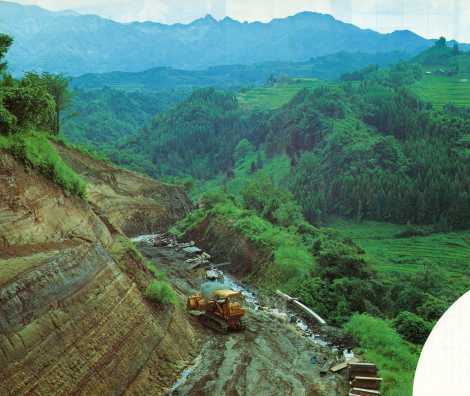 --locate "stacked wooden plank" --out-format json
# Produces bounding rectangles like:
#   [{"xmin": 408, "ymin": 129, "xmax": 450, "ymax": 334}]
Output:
[
  {"xmin": 153, "ymin": 233, "xmax": 177, "ymax": 247},
  {"xmin": 348, "ymin": 363, "xmax": 382, "ymax": 396}
]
